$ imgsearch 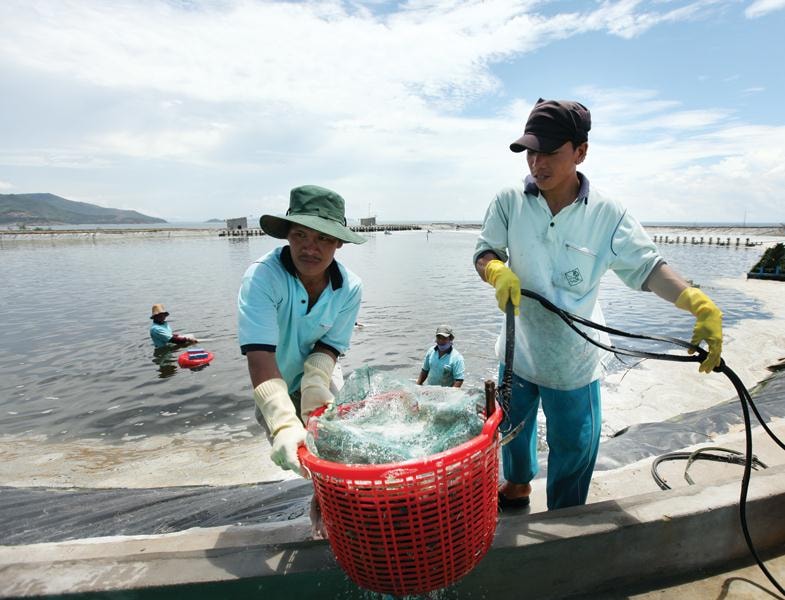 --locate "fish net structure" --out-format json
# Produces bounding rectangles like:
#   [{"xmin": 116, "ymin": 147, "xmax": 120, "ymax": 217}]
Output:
[{"xmin": 299, "ymin": 368, "xmax": 502, "ymax": 595}]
